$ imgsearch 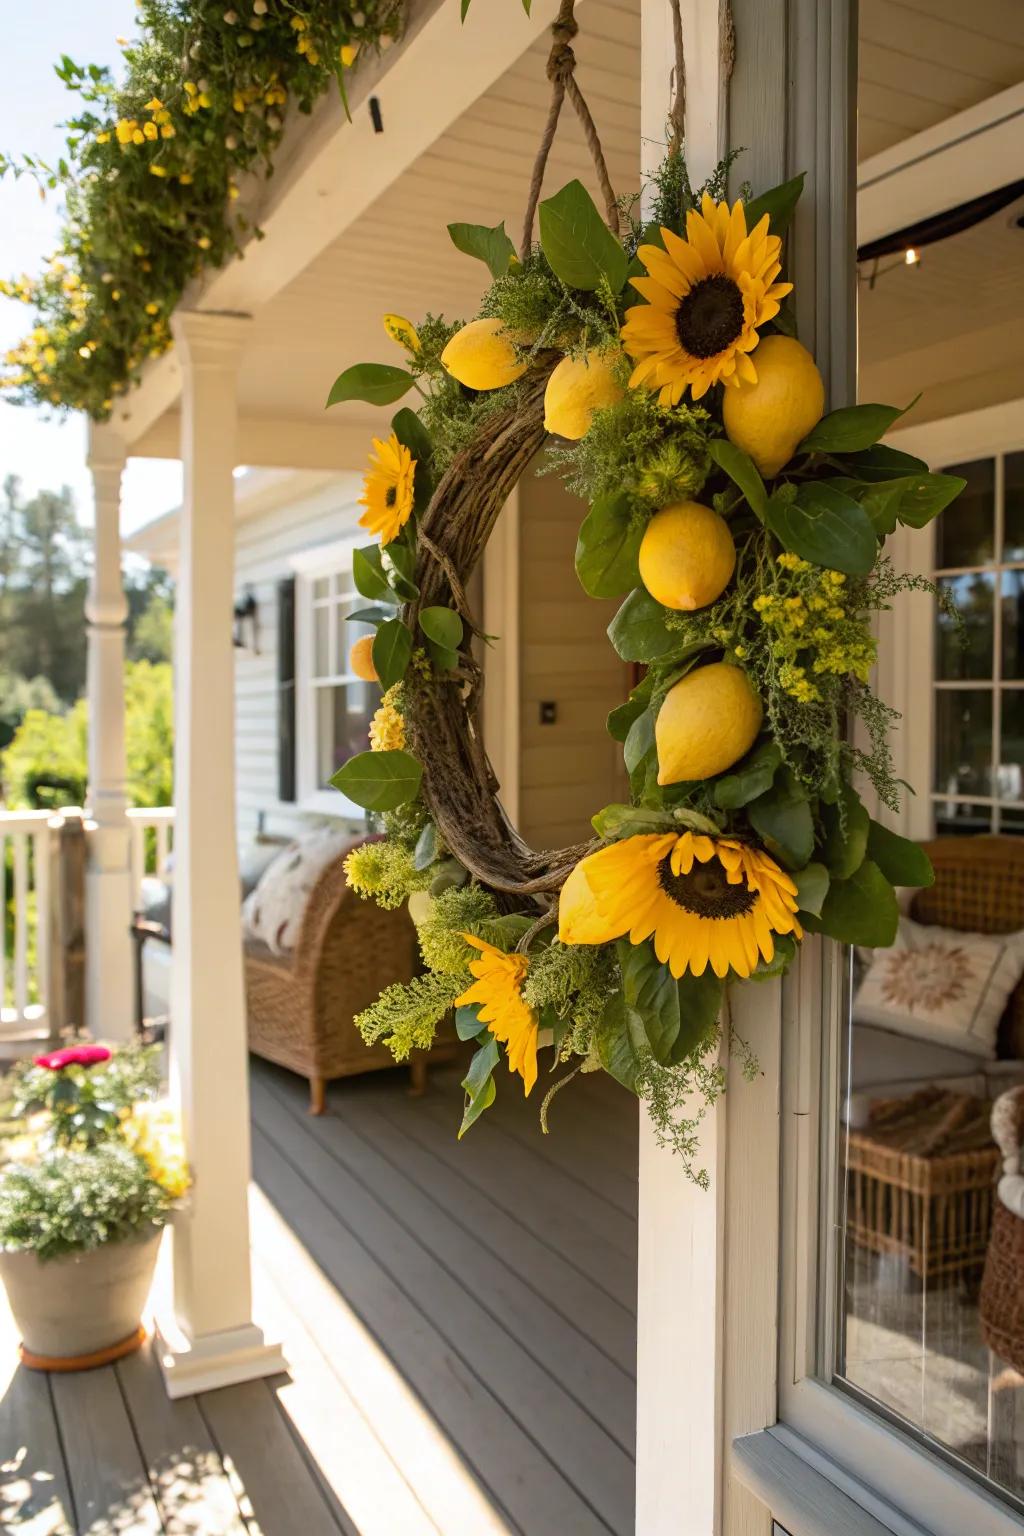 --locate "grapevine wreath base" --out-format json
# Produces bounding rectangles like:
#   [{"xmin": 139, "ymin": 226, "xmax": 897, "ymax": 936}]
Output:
[{"xmin": 326, "ymin": 23, "xmax": 963, "ymax": 1176}]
